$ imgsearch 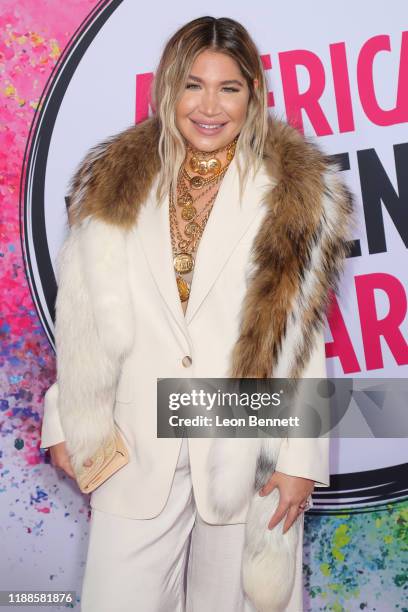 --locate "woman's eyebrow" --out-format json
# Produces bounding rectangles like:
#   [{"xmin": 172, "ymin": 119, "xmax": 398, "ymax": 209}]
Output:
[{"xmin": 187, "ymin": 74, "xmax": 244, "ymax": 86}]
